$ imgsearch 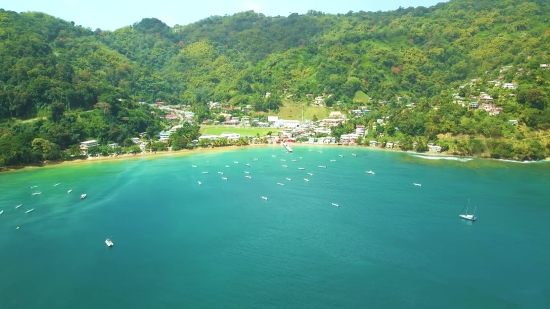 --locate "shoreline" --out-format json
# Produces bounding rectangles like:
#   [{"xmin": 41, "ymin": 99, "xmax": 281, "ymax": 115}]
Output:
[{"xmin": 1, "ymin": 142, "xmax": 548, "ymax": 174}]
